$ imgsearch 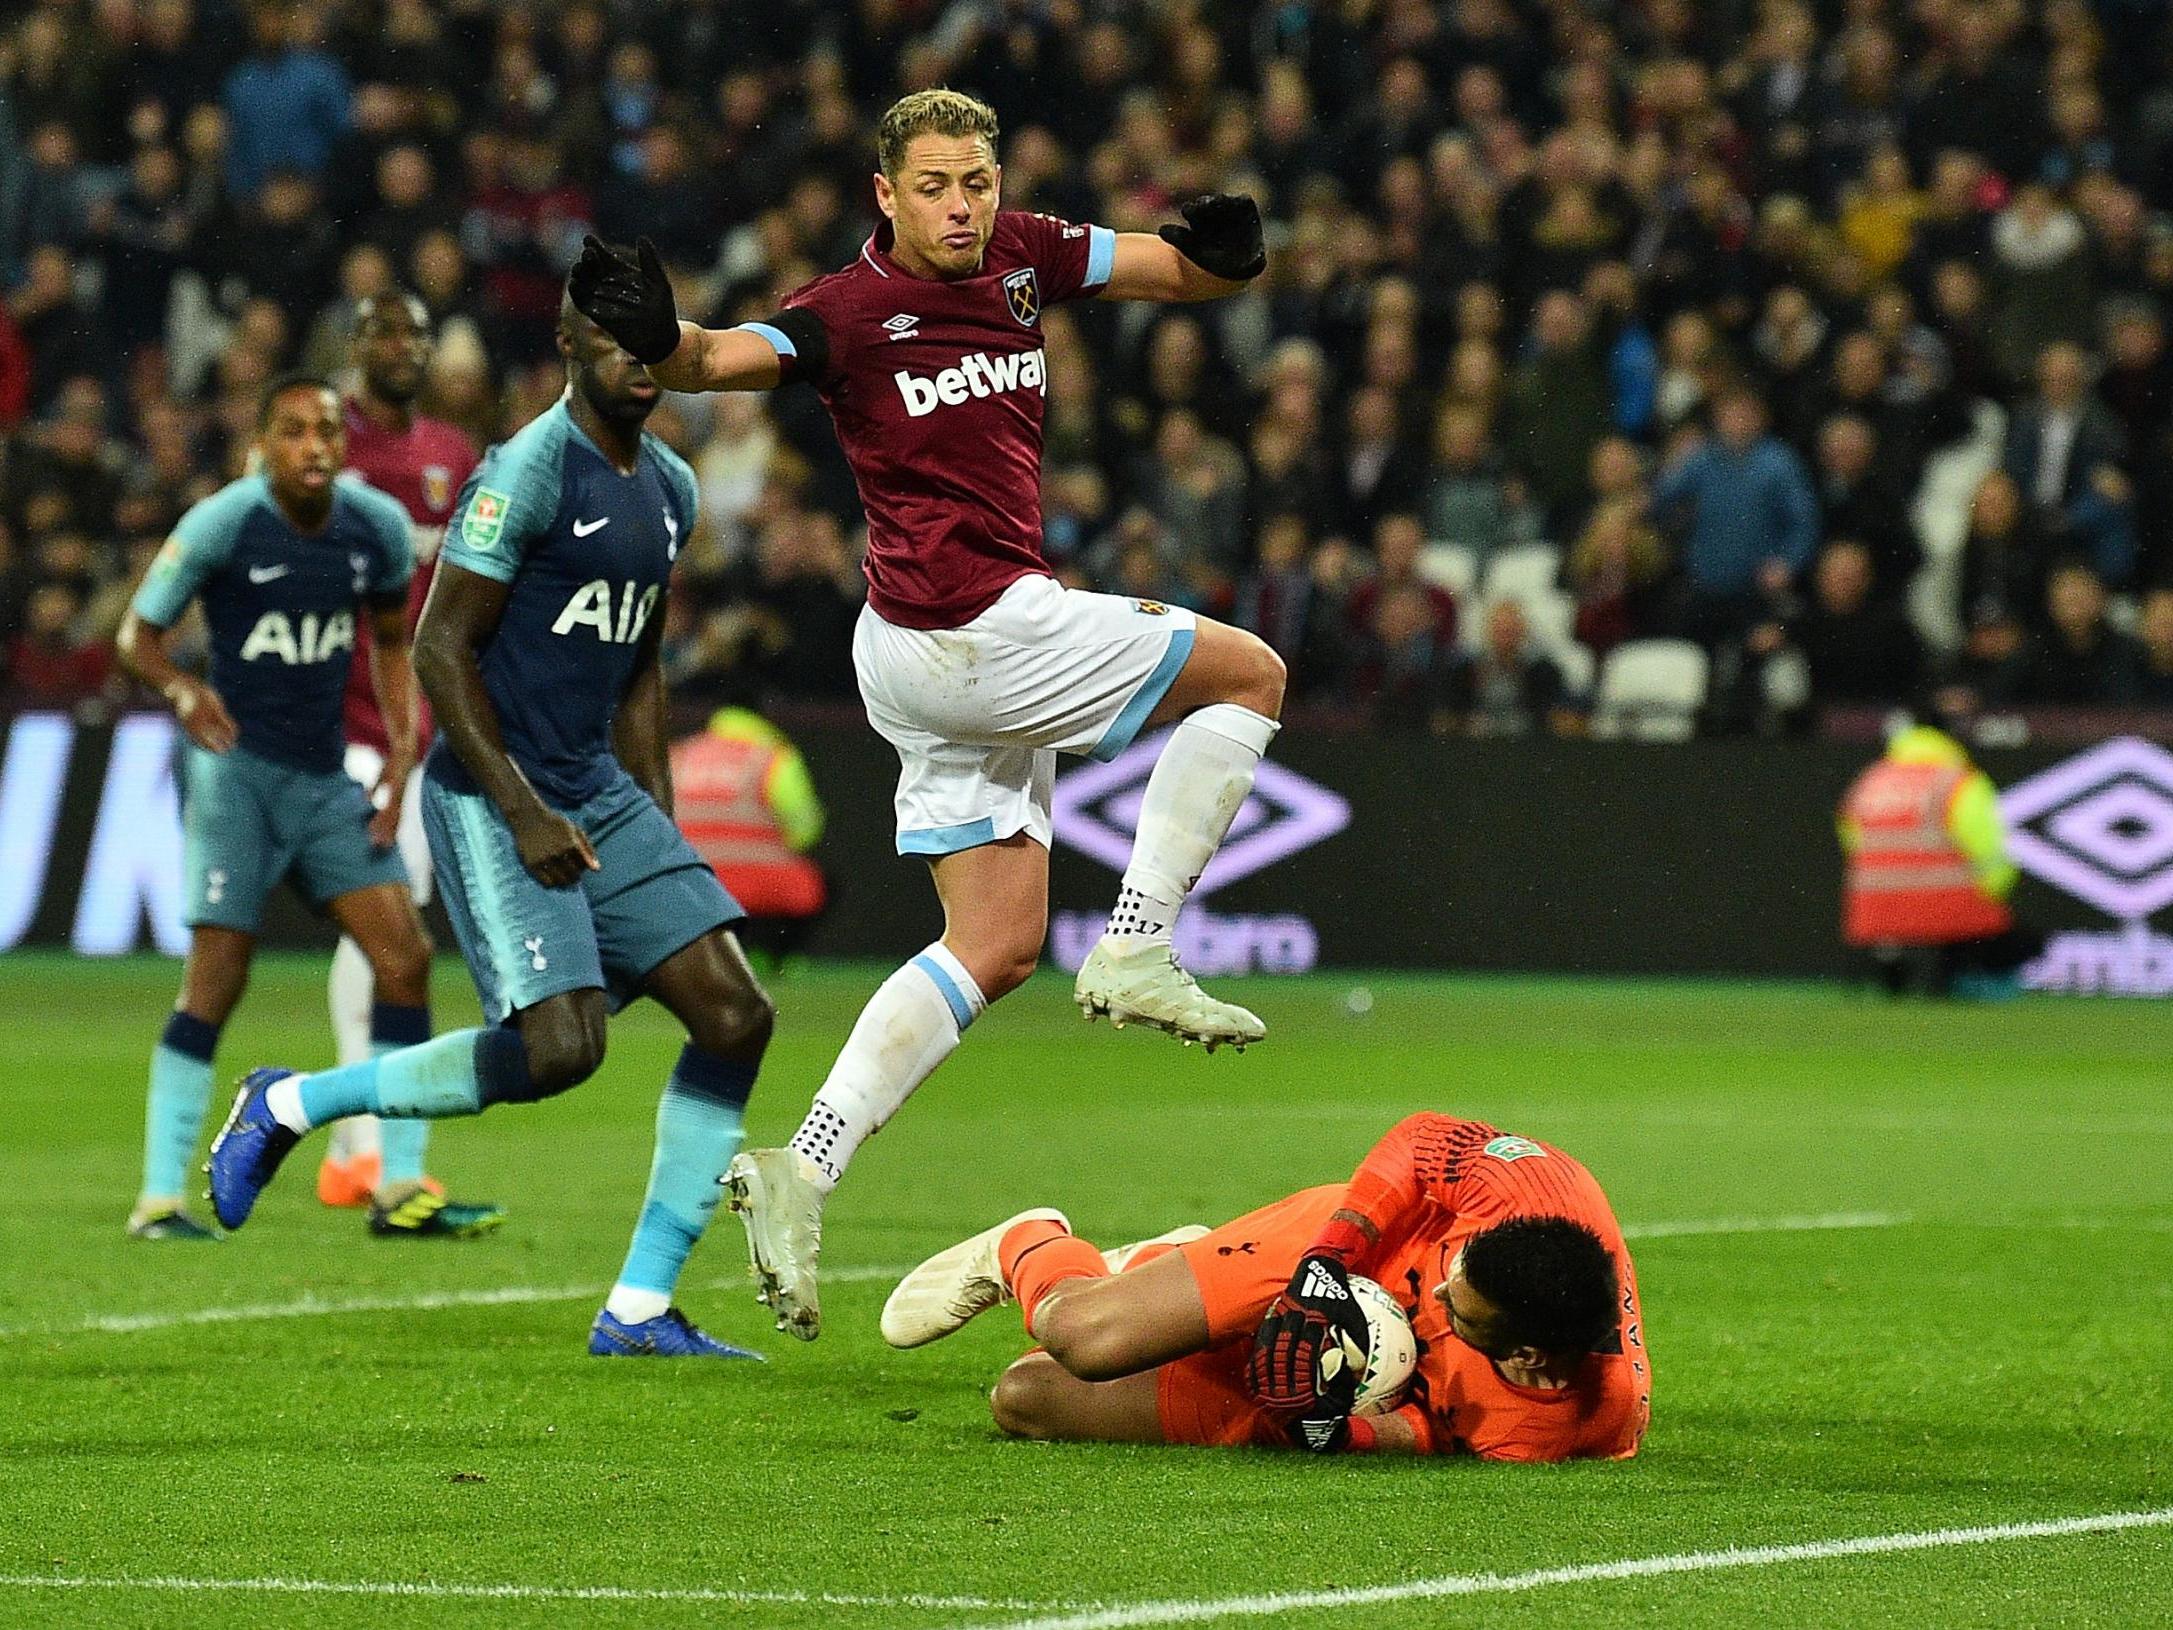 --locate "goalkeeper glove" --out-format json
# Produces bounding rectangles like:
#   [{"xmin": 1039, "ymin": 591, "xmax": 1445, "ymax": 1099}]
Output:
[
  {"xmin": 567, "ymin": 235, "xmax": 682, "ymax": 365},
  {"xmin": 1158, "ymin": 194, "xmax": 1266, "ymax": 281},
  {"xmin": 1247, "ymin": 1252, "xmax": 1370, "ymax": 1413}
]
